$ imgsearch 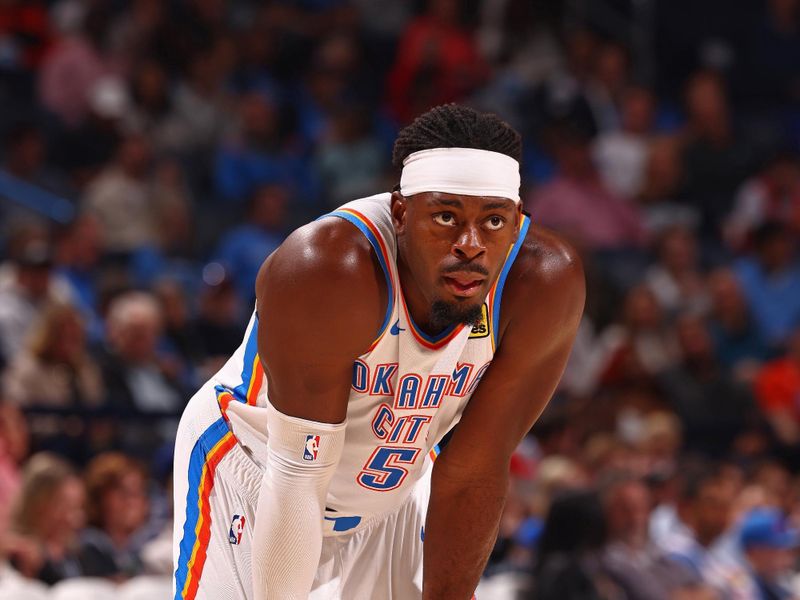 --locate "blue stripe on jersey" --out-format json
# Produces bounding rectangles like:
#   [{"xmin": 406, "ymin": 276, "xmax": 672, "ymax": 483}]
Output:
[
  {"xmin": 232, "ymin": 315, "xmax": 259, "ymax": 403},
  {"xmin": 492, "ymin": 215, "xmax": 531, "ymax": 348},
  {"xmin": 173, "ymin": 417, "xmax": 230, "ymax": 598},
  {"xmin": 323, "ymin": 210, "xmax": 395, "ymax": 340}
]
